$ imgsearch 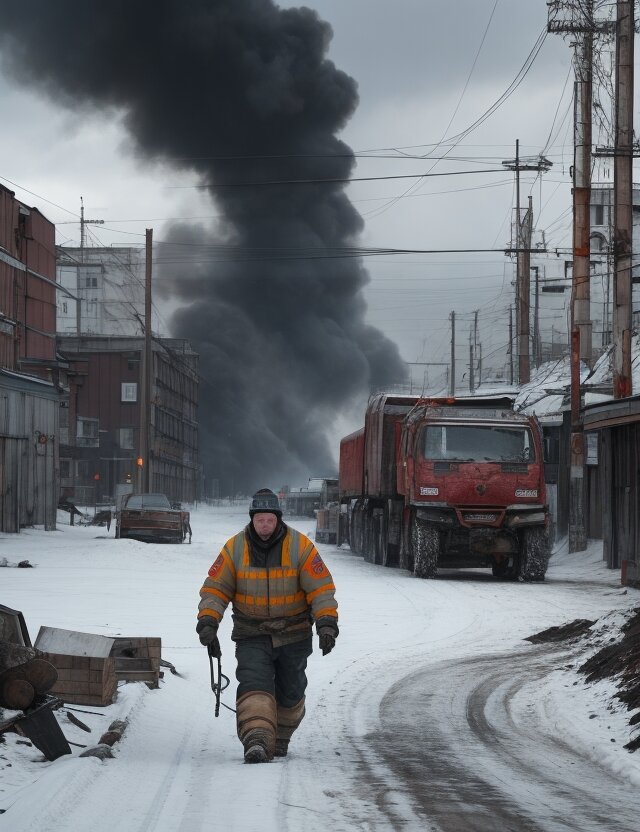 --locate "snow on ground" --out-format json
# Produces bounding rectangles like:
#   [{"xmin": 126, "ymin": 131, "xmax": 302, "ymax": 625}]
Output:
[{"xmin": 1, "ymin": 505, "xmax": 640, "ymax": 831}]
